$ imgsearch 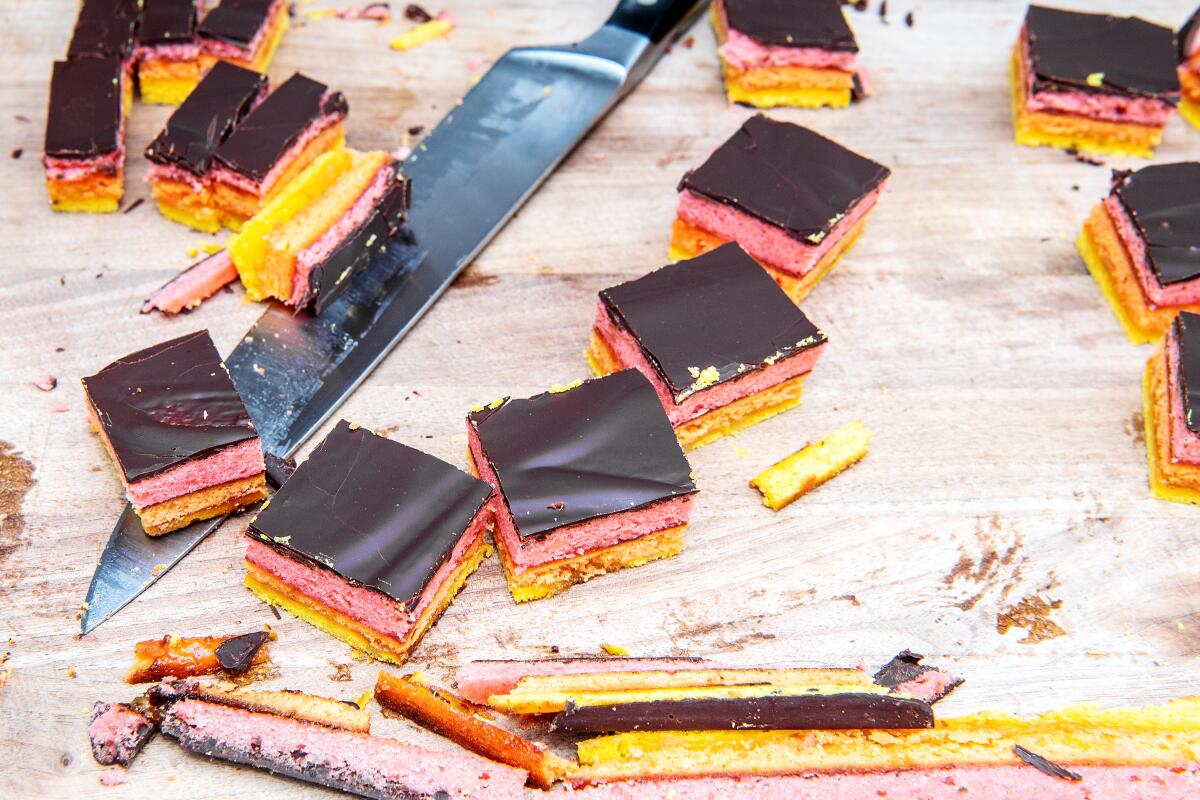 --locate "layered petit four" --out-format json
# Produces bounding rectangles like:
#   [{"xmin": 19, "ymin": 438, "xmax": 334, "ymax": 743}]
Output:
[
  {"xmin": 145, "ymin": 62, "xmax": 268, "ymax": 231},
  {"xmin": 670, "ymin": 115, "xmax": 890, "ymax": 302},
  {"xmin": 88, "ymin": 702, "xmax": 156, "ymax": 766},
  {"xmin": 82, "ymin": 331, "xmax": 267, "ymax": 535},
  {"xmin": 43, "ymin": 57, "xmax": 128, "ymax": 213},
  {"xmin": 230, "ymin": 148, "xmax": 408, "ymax": 310},
  {"xmin": 136, "ymin": 0, "xmax": 207, "ymax": 105},
  {"xmin": 374, "ymin": 671, "xmax": 569, "ymax": 789},
  {"xmin": 456, "ymin": 657, "xmax": 714, "ymax": 705},
  {"xmin": 209, "ymin": 72, "xmax": 348, "ymax": 227},
  {"xmin": 1077, "ymin": 163, "xmax": 1200, "ymax": 344},
  {"xmin": 1143, "ymin": 313, "xmax": 1200, "ymax": 506},
  {"xmin": 711, "ymin": 0, "xmax": 869, "ymax": 108},
  {"xmin": 198, "ymin": 0, "xmax": 289, "ymax": 74},
  {"xmin": 570, "ymin": 697, "xmax": 1200, "ymax": 784},
  {"xmin": 589, "ymin": 243, "xmax": 828, "ymax": 449},
  {"xmin": 149, "ymin": 678, "xmax": 371, "ymax": 731},
  {"xmin": 1180, "ymin": 7, "xmax": 1200, "ymax": 129},
  {"xmin": 749, "ymin": 420, "xmax": 870, "ymax": 510},
  {"xmin": 126, "ymin": 630, "xmax": 274, "ymax": 683},
  {"xmin": 1010, "ymin": 6, "xmax": 1181, "ymax": 158},
  {"xmin": 141, "ymin": 250, "xmax": 240, "ymax": 313},
  {"xmin": 66, "ymin": 0, "xmax": 139, "ymax": 104},
  {"xmin": 244, "ymin": 420, "xmax": 495, "ymax": 664},
  {"xmin": 466, "ymin": 370, "xmax": 698, "ymax": 602},
  {"xmin": 160, "ymin": 698, "xmax": 528, "ymax": 798}
]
